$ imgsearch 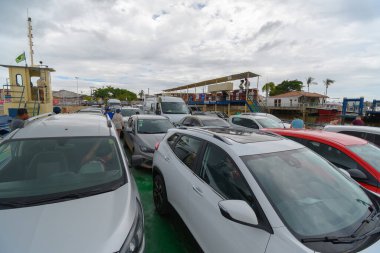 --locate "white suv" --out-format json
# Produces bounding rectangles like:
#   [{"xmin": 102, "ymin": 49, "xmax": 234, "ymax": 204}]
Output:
[
  {"xmin": 153, "ymin": 127, "xmax": 380, "ymax": 253},
  {"xmin": 0, "ymin": 113, "xmax": 144, "ymax": 253}
]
